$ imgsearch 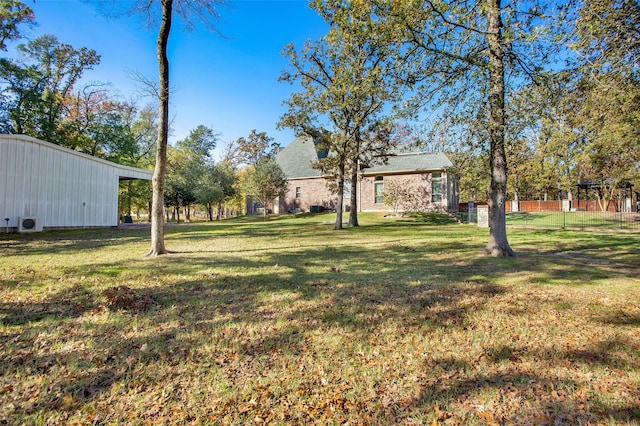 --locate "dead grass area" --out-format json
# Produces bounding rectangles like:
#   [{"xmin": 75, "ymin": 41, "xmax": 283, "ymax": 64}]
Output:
[{"xmin": 0, "ymin": 214, "xmax": 639, "ymax": 425}]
